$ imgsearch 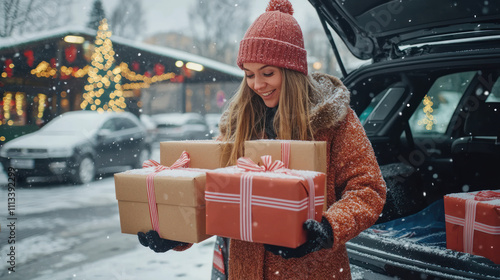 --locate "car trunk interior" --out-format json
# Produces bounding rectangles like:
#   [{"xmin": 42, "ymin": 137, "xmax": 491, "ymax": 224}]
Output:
[{"xmin": 344, "ymin": 58, "xmax": 500, "ymax": 277}]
